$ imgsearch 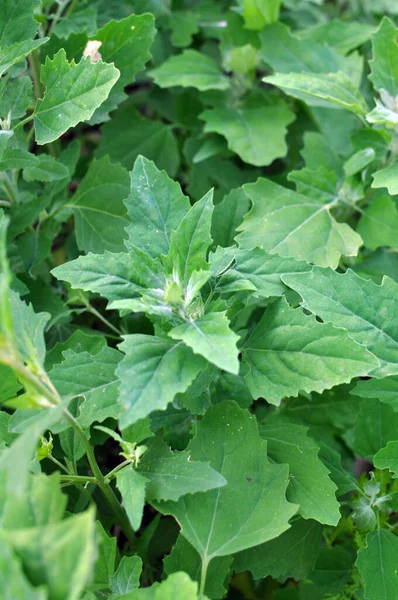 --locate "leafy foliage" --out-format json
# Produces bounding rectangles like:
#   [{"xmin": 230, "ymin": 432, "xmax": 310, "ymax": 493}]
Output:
[{"xmin": 2, "ymin": 1, "xmax": 398, "ymax": 599}]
